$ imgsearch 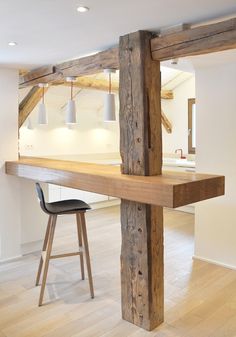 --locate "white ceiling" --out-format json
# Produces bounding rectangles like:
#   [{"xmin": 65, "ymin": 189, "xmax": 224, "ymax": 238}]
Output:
[{"xmin": 1, "ymin": 0, "xmax": 236, "ymax": 69}]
